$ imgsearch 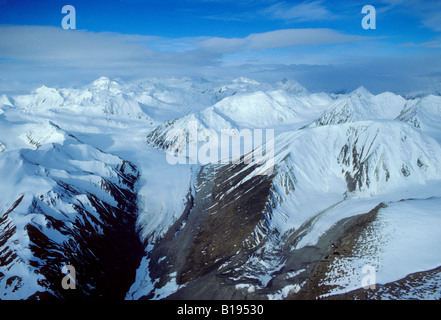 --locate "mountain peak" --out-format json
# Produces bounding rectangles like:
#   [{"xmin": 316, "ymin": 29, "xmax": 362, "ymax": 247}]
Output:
[
  {"xmin": 232, "ymin": 77, "xmax": 260, "ymax": 85},
  {"xmin": 349, "ymin": 86, "xmax": 372, "ymax": 98},
  {"xmin": 277, "ymin": 78, "xmax": 307, "ymax": 94},
  {"xmin": 34, "ymin": 85, "xmax": 59, "ymax": 94},
  {"xmin": 0, "ymin": 94, "xmax": 13, "ymax": 108},
  {"xmin": 90, "ymin": 76, "xmax": 121, "ymax": 93}
]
